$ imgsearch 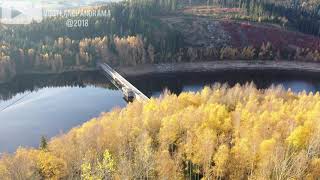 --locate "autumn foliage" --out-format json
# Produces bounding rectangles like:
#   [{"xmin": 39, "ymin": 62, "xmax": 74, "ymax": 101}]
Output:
[
  {"xmin": 0, "ymin": 45, "xmax": 16, "ymax": 82},
  {"xmin": 1, "ymin": 84, "xmax": 320, "ymax": 179},
  {"xmin": 221, "ymin": 21, "xmax": 320, "ymax": 51}
]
